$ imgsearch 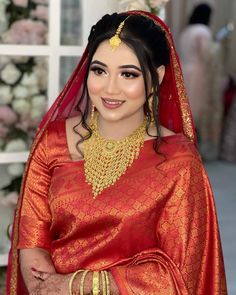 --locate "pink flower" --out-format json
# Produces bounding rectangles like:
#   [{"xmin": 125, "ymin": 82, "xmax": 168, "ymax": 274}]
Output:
[
  {"xmin": 31, "ymin": 5, "xmax": 48, "ymax": 21},
  {"xmin": 0, "ymin": 106, "xmax": 18, "ymax": 125},
  {"xmin": 16, "ymin": 115, "xmax": 39, "ymax": 131},
  {"xmin": 12, "ymin": 0, "xmax": 28, "ymax": 7},
  {"xmin": 2, "ymin": 19, "xmax": 48, "ymax": 45}
]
